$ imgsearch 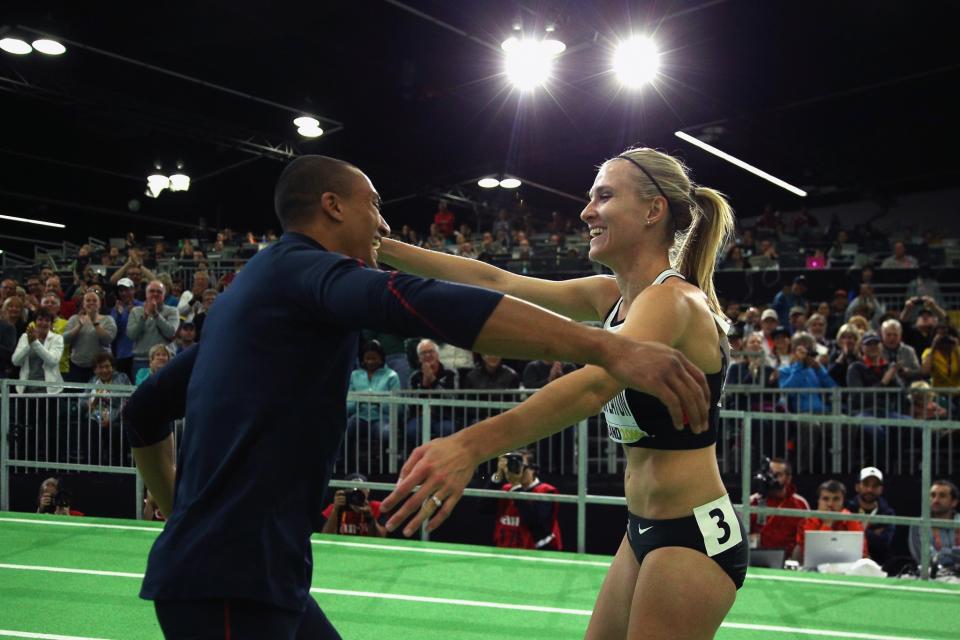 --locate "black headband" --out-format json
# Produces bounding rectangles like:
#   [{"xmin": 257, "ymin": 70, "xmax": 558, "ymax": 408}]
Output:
[{"xmin": 616, "ymin": 154, "xmax": 699, "ymax": 207}]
